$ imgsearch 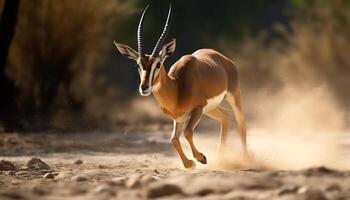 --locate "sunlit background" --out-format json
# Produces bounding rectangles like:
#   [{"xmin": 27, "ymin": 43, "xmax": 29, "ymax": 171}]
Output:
[{"xmin": 0, "ymin": 0, "xmax": 349, "ymax": 132}]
